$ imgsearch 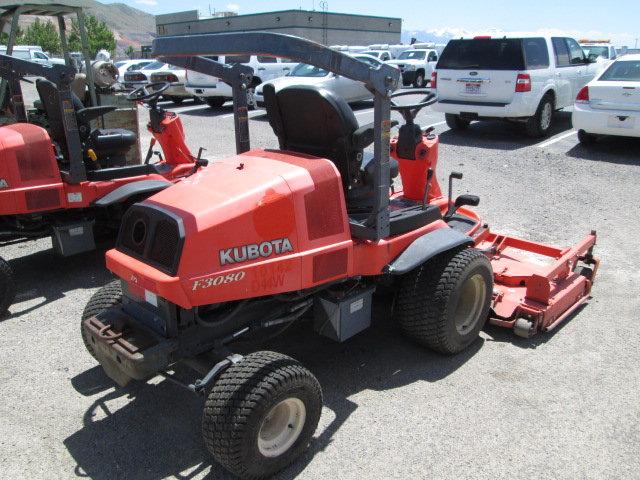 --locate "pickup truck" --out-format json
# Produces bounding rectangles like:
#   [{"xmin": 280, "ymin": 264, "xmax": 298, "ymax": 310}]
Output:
[
  {"xmin": 385, "ymin": 48, "xmax": 439, "ymax": 87},
  {"xmin": 0, "ymin": 46, "xmax": 65, "ymax": 66}
]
